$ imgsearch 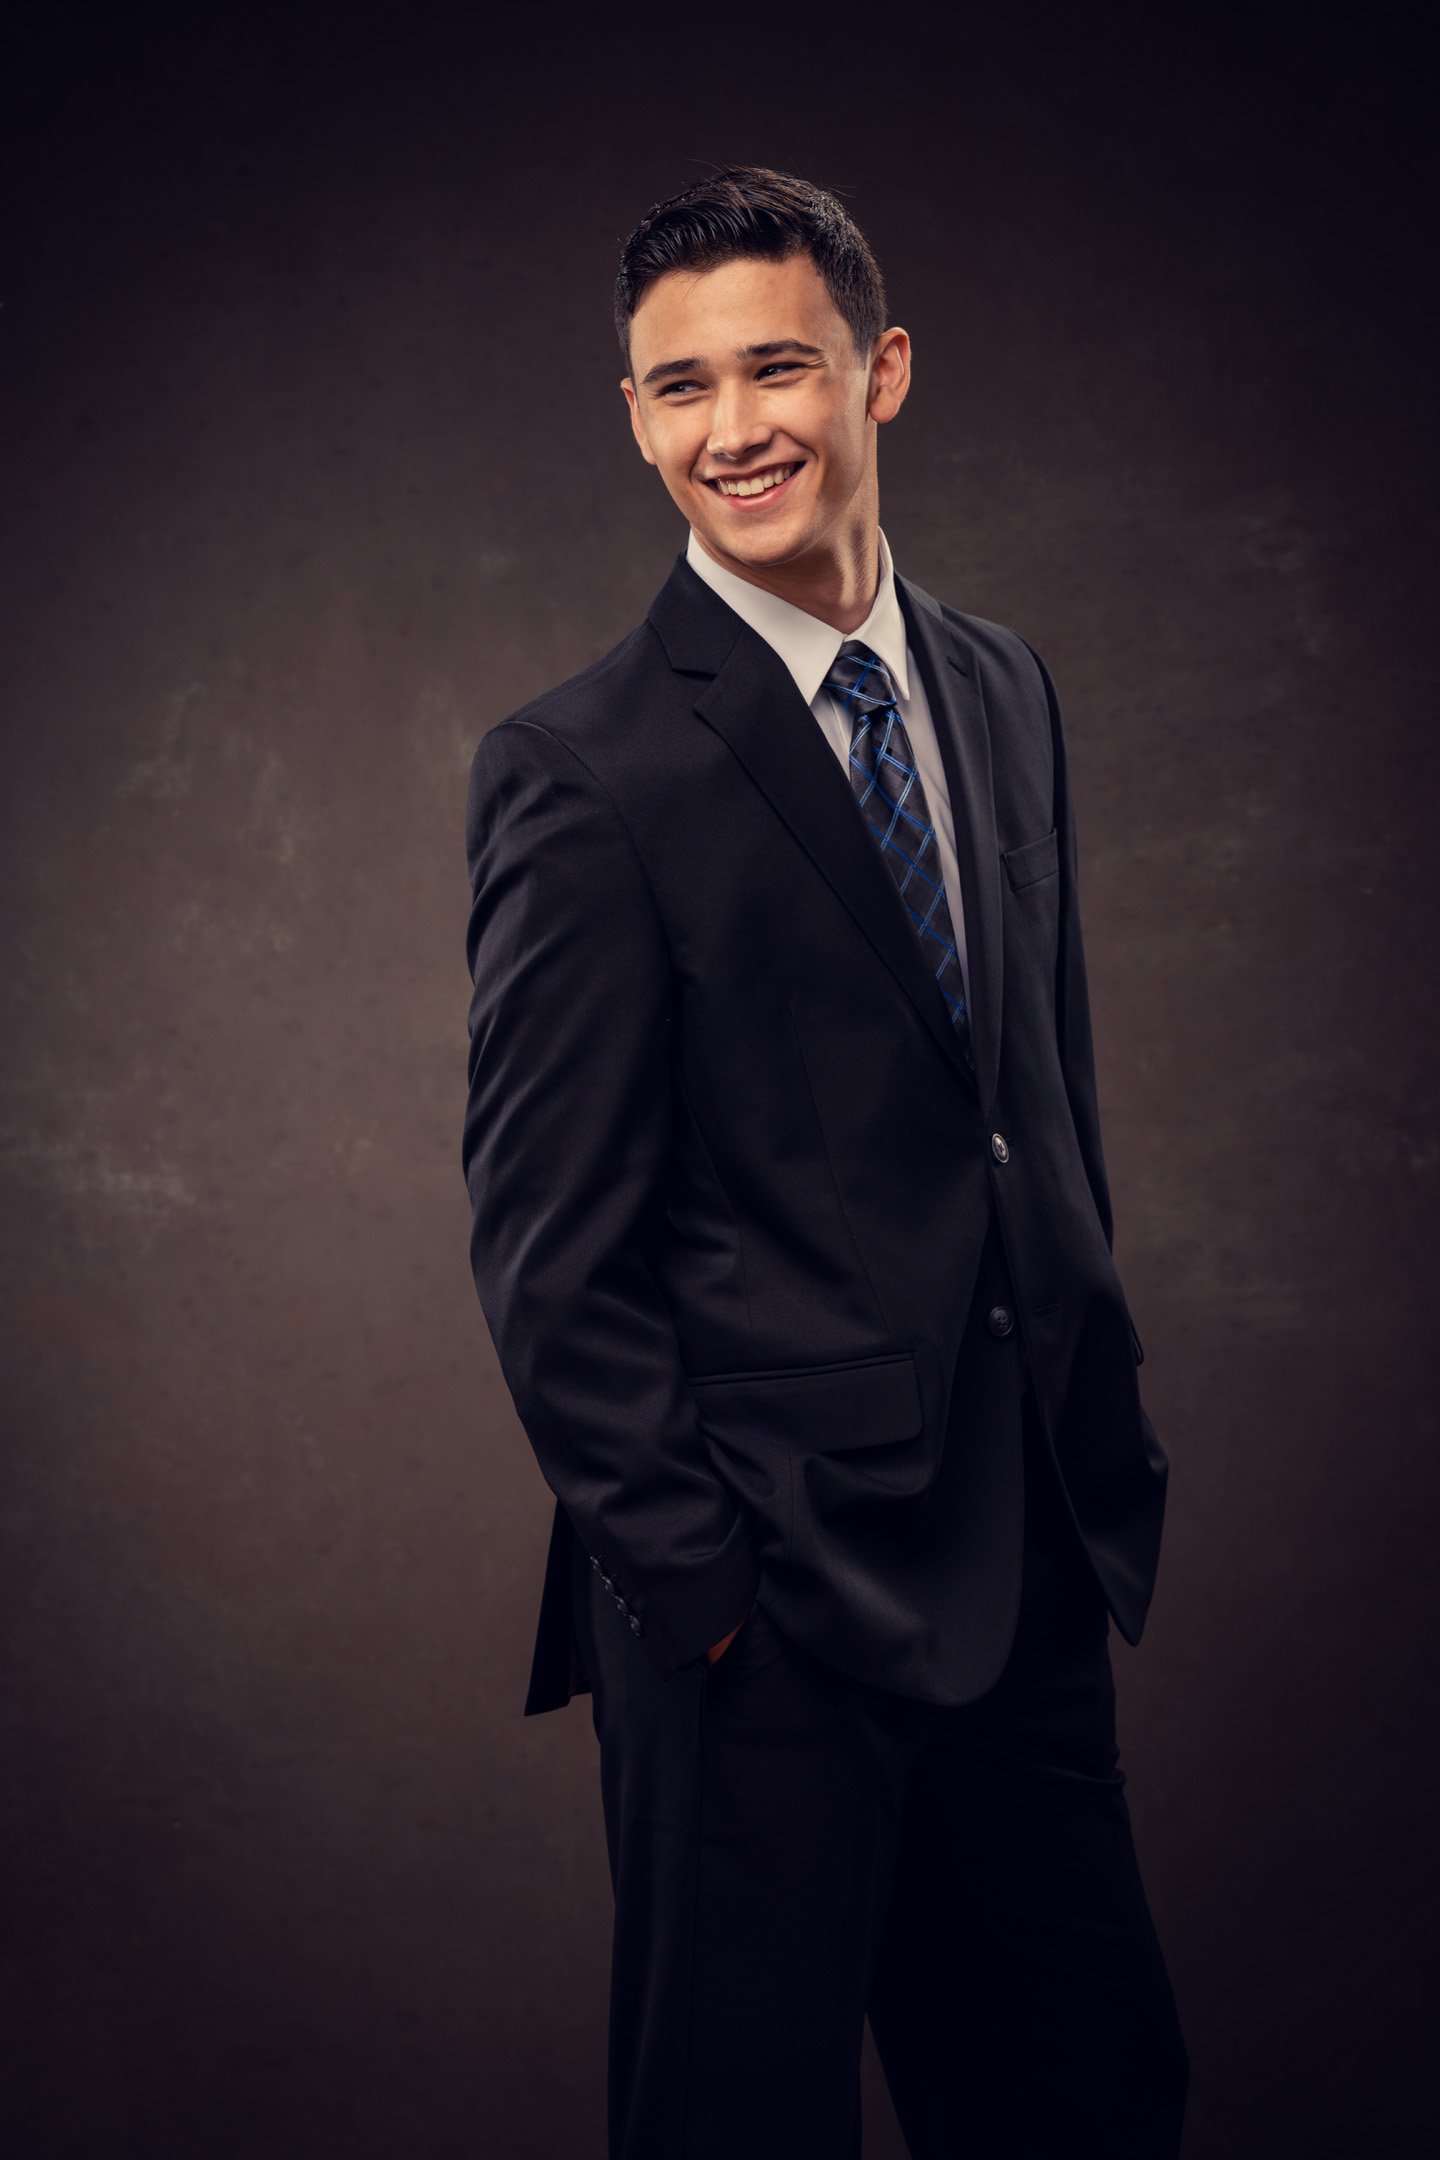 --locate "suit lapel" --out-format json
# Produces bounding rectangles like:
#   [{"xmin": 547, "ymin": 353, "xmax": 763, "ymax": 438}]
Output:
[{"xmin": 648, "ymin": 552, "xmax": 998, "ymax": 1109}]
